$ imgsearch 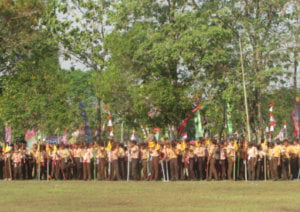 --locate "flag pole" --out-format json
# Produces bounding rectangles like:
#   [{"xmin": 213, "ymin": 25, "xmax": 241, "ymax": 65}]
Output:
[{"xmin": 239, "ymin": 38, "xmax": 251, "ymax": 142}]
